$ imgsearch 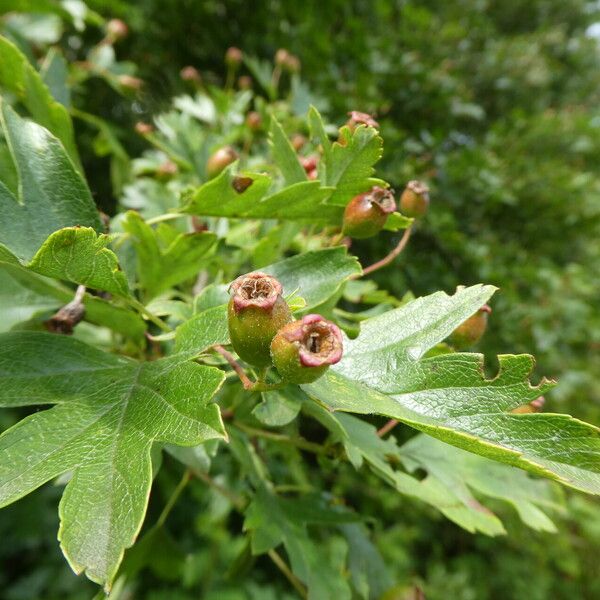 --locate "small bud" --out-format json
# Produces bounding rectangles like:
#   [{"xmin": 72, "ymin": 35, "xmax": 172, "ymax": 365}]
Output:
[
  {"xmin": 225, "ymin": 46, "xmax": 243, "ymax": 67},
  {"xmin": 228, "ymin": 273, "xmax": 292, "ymax": 367},
  {"xmin": 399, "ymin": 180, "xmax": 430, "ymax": 218},
  {"xmin": 238, "ymin": 75, "xmax": 253, "ymax": 89},
  {"xmin": 342, "ymin": 186, "xmax": 397, "ymax": 239},
  {"xmin": 135, "ymin": 121, "xmax": 154, "ymax": 135},
  {"xmin": 307, "ymin": 168, "xmax": 318, "ymax": 180},
  {"xmin": 245, "ymin": 111, "xmax": 262, "ymax": 130},
  {"xmin": 106, "ymin": 19, "xmax": 128, "ymax": 41},
  {"xmin": 449, "ymin": 304, "xmax": 491, "ymax": 349},
  {"xmin": 45, "ymin": 296, "xmax": 85, "ymax": 335},
  {"xmin": 118, "ymin": 74, "xmax": 143, "ymax": 91},
  {"xmin": 291, "ymin": 133, "xmax": 307, "ymax": 151},
  {"xmin": 271, "ymin": 314, "xmax": 343, "ymax": 384},
  {"xmin": 511, "ymin": 396, "xmax": 545, "ymax": 414},
  {"xmin": 180, "ymin": 65, "xmax": 202, "ymax": 83},
  {"xmin": 346, "ymin": 111, "xmax": 379, "ymax": 131},
  {"xmin": 206, "ymin": 146, "xmax": 238, "ymax": 179}
]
